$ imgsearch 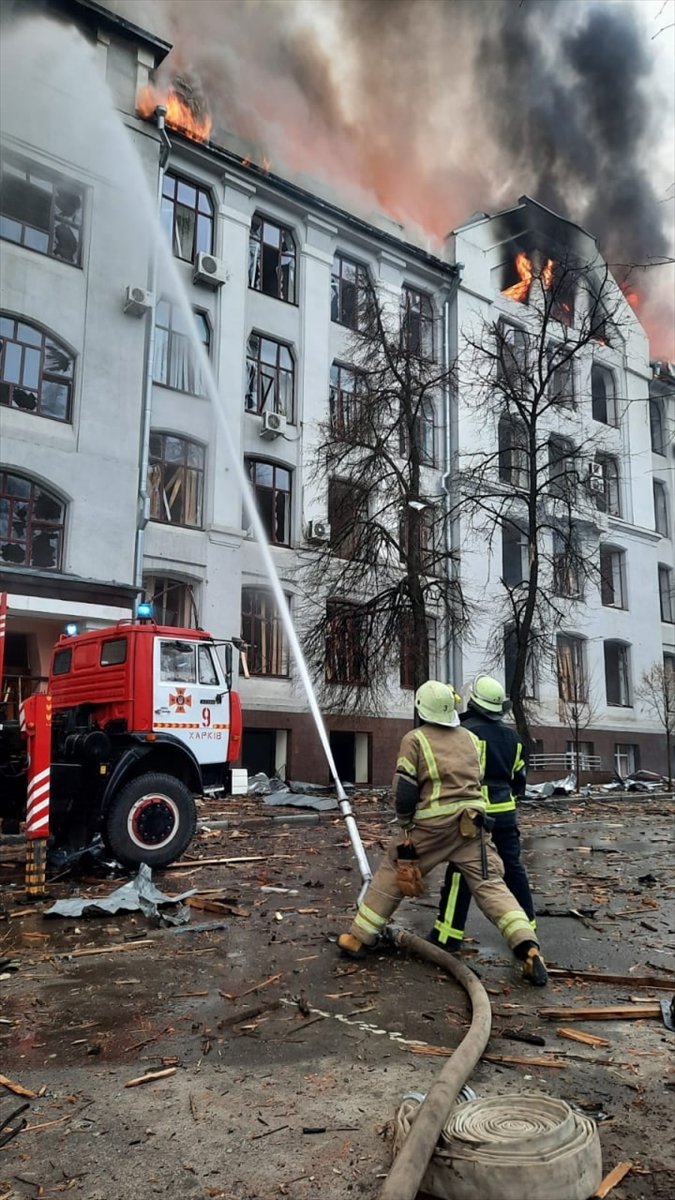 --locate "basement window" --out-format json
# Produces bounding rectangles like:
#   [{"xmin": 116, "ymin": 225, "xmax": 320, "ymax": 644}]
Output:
[
  {"xmin": 0, "ymin": 469, "xmax": 65, "ymax": 570},
  {"xmin": 147, "ymin": 433, "xmax": 204, "ymax": 528},
  {"xmin": 249, "ymin": 214, "xmax": 297, "ymax": 304},
  {"xmin": 241, "ymin": 588, "xmax": 289, "ymax": 677},
  {"xmin": 0, "ymin": 154, "xmax": 83, "ymax": 266},
  {"xmin": 604, "ymin": 640, "xmax": 632, "ymax": 707},
  {"xmin": 0, "ymin": 315, "xmax": 74, "ymax": 422}
]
